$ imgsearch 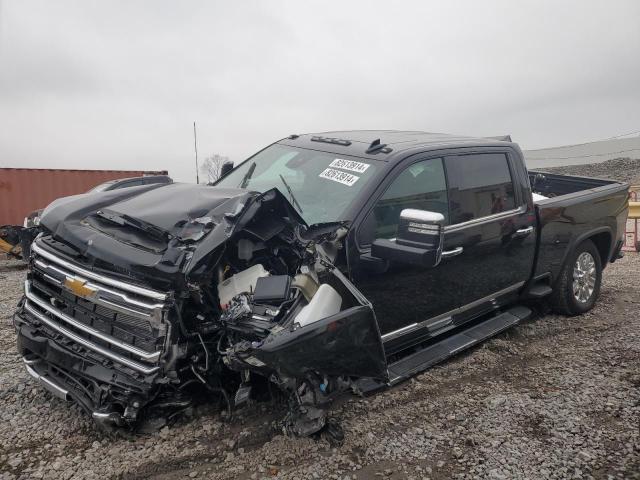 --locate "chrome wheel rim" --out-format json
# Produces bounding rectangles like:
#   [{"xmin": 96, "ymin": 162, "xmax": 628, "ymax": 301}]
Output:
[{"xmin": 573, "ymin": 252, "xmax": 596, "ymax": 303}]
